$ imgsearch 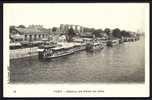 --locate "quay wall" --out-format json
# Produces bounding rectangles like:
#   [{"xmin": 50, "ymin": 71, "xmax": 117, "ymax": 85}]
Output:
[{"xmin": 10, "ymin": 47, "xmax": 38, "ymax": 60}]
